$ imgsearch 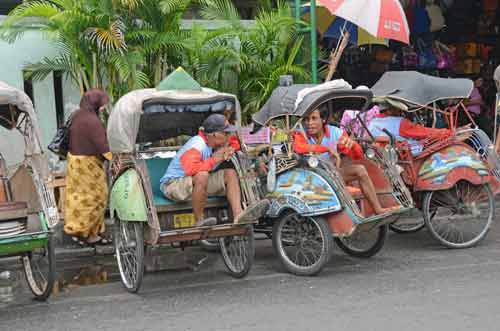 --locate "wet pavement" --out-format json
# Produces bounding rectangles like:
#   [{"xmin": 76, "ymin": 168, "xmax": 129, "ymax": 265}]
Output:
[{"xmin": 1, "ymin": 220, "xmax": 500, "ymax": 330}]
